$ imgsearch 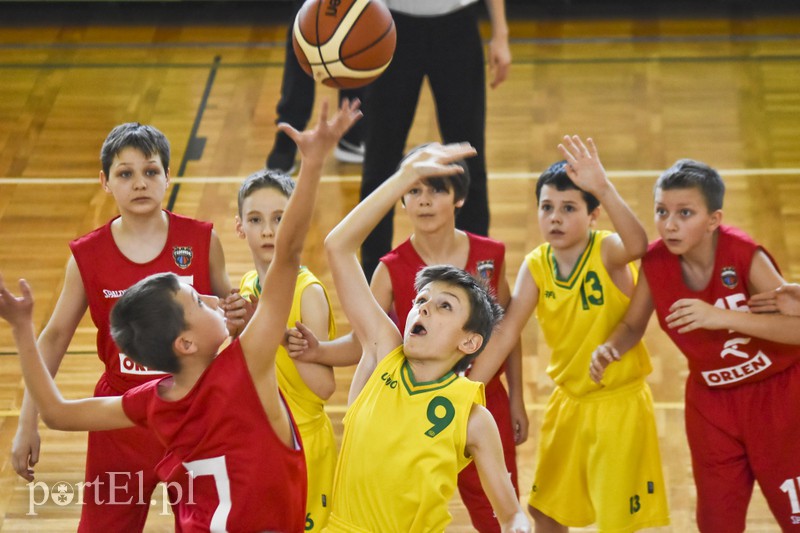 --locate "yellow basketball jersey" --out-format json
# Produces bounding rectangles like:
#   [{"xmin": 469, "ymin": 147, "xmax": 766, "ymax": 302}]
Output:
[
  {"xmin": 326, "ymin": 347, "xmax": 485, "ymax": 533},
  {"xmin": 527, "ymin": 230, "xmax": 652, "ymax": 397},
  {"xmin": 239, "ymin": 267, "xmax": 337, "ymax": 531}
]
